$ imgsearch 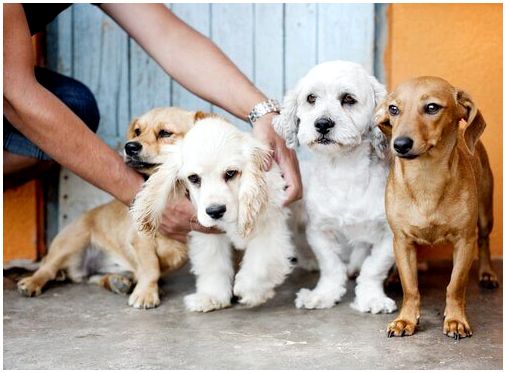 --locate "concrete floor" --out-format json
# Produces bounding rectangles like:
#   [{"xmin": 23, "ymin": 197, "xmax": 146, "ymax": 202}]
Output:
[{"xmin": 3, "ymin": 260, "xmax": 502, "ymax": 369}]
